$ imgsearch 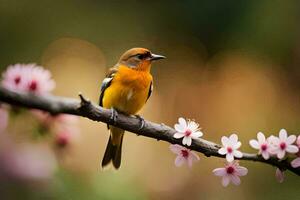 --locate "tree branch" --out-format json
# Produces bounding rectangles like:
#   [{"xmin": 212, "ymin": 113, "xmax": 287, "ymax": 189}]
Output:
[{"xmin": 0, "ymin": 86, "xmax": 299, "ymax": 175}]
